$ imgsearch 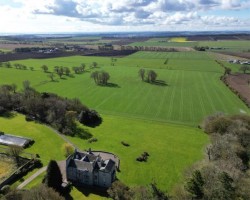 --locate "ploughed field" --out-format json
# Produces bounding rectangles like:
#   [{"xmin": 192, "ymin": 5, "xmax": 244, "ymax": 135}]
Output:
[{"xmin": 1, "ymin": 51, "xmax": 248, "ymax": 126}]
